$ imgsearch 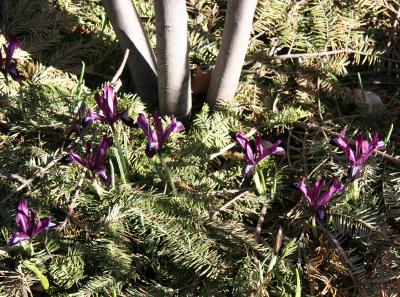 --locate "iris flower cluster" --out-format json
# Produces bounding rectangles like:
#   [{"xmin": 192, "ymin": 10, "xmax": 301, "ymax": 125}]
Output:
[
  {"xmin": 11, "ymin": 72, "xmax": 386, "ymax": 247},
  {"xmin": 235, "ymin": 132, "xmax": 285, "ymax": 176},
  {"xmin": 296, "ymin": 178, "xmax": 345, "ymax": 222},
  {"xmin": 67, "ymin": 137, "xmax": 113, "ymax": 186},
  {"xmin": 66, "ymin": 84, "xmax": 135, "ymax": 185},
  {"xmin": 0, "ymin": 35, "xmax": 24, "ymax": 81},
  {"xmin": 296, "ymin": 130, "xmax": 384, "ymax": 223},
  {"xmin": 66, "ymin": 83, "xmax": 185, "ymax": 187},
  {"xmin": 136, "ymin": 112, "xmax": 185, "ymax": 158},
  {"xmin": 83, "ymin": 84, "xmax": 134, "ymax": 128},
  {"xmin": 235, "ymin": 128, "xmax": 385, "ymax": 224},
  {"xmin": 10, "ymin": 80, "xmax": 187, "ymax": 245},
  {"xmin": 336, "ymin": 130, "xmax": 385, "ymax": 180}
]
